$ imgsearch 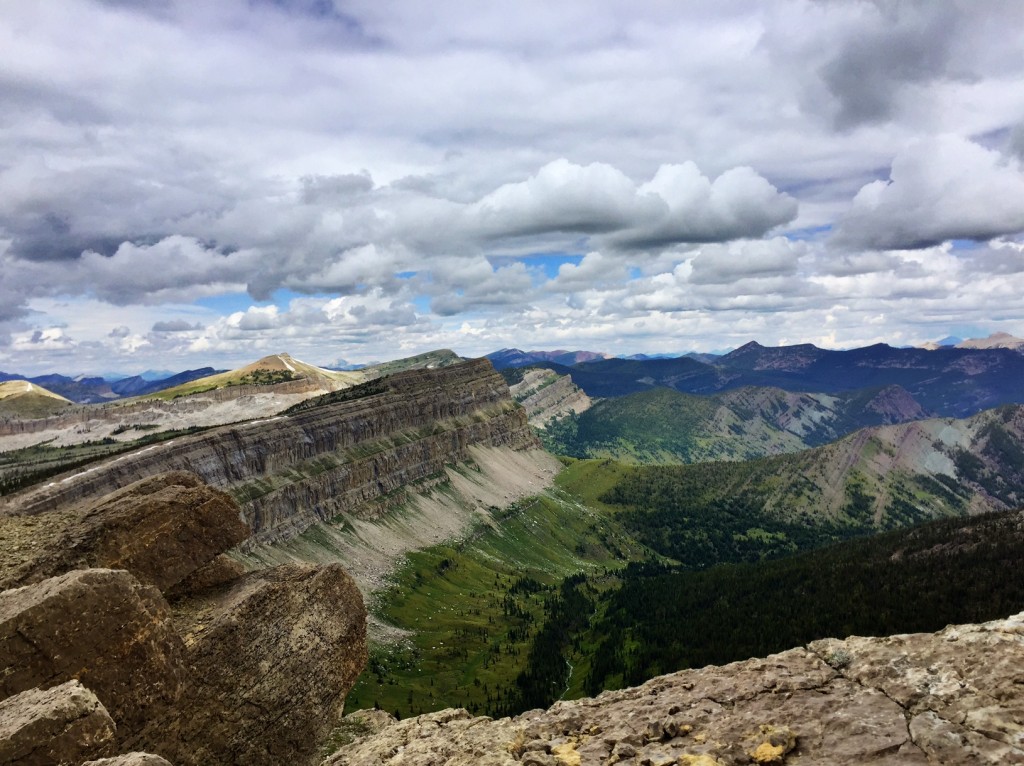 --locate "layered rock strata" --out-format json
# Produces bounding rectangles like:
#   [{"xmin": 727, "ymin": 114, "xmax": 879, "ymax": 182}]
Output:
[
  {"xmin": 324, "ymin": 612, "xmax": 1024, "ymax": 765},
  {"xmin": 3, "ymin": 359, "xmax": 539, "ymax": 547},
  {"xmin": 509, "ymin": 369, "xmax": 592, "ymax": 428}
]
